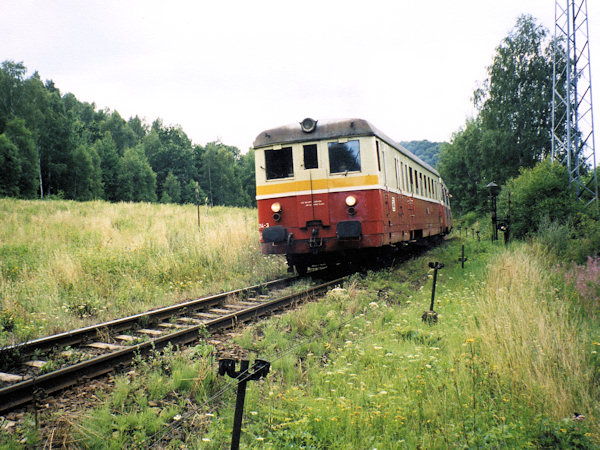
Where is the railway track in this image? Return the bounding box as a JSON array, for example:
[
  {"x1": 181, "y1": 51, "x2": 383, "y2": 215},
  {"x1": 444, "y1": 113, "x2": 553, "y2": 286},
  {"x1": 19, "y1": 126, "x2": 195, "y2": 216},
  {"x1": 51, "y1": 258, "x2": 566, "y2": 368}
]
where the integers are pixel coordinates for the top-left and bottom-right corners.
[{"x1": 0, "y1": 273, "x2": 347, "y2": 414}]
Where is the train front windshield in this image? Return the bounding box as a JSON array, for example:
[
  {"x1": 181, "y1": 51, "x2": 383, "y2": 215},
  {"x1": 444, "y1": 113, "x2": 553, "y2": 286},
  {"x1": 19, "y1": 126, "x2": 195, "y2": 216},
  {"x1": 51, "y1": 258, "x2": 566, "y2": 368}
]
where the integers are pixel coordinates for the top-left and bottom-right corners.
[
  {"x1": 265, "y1": 147, "x2": 294, "y2": 179},
  {"x1": 328, "y1": 140, "x2": 361, "y2": 173}
]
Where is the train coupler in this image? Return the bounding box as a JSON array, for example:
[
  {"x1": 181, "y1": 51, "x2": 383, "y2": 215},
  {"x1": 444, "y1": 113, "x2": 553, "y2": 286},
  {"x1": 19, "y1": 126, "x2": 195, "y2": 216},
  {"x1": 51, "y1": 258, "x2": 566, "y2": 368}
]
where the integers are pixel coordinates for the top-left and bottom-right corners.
[{"x1": 309, "y1": 228, "x2": 323, "y2": 253}]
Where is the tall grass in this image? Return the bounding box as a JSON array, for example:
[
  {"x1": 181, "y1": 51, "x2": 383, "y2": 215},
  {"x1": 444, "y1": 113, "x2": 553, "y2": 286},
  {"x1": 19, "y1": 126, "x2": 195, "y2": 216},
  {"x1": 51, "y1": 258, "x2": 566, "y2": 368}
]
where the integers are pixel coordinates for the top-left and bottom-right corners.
[
  {"x1": 0, "y1": 199, "x2": 286, "y2": 345},
  {"x1": 475, "y1": 244, "x2": 599, "y2": 420},
  {"x1": 3, "y1": 224, "x2": 598, "y2": 447},
  {"x1": 197, "y1": 238, "x2": 599, "y2": 448}
]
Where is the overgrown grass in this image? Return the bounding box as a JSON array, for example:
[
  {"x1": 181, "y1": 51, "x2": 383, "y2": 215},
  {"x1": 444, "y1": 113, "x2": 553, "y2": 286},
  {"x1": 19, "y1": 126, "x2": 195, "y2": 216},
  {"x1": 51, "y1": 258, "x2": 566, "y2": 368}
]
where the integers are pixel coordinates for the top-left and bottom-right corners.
[
  {"x1": 199, "y1": 238, "x2": 598, "y2": 448},
  {"x1": 2, "y1": 223, "x2": 599, "y2": 448},
  {"x1": 0, "y1": 199, "x2": 287, "y2": 345}
]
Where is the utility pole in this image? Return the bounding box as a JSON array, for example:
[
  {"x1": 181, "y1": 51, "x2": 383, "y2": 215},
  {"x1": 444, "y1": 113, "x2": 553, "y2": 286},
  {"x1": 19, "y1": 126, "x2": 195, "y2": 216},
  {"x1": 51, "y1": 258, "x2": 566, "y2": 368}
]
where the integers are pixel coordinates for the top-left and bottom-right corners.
[{"x1": 552, "y1": 0, "x2": 598, "y2": 210}]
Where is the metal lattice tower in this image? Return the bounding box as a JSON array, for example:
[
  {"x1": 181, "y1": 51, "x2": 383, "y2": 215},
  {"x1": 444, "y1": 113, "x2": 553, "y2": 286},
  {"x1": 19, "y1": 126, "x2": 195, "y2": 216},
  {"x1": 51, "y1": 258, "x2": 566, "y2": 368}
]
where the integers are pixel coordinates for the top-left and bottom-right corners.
[{"x1": 552, "y1": 0, "x2": 598, "y2": 208}]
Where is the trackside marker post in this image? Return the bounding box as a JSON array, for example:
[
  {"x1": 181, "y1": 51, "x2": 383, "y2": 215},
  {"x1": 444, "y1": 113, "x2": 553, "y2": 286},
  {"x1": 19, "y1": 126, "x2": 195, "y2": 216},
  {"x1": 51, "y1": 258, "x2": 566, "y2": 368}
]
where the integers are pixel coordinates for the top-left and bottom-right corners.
[
  {"x1": 218, "y1": 359, "x2": 270, "y2": 450},
  {"x1": 458, "y1": 245, "x2": 468, "y2": 269},
  {"x1": 422, "y1": 262, "x2": 444, "y2": 324}
]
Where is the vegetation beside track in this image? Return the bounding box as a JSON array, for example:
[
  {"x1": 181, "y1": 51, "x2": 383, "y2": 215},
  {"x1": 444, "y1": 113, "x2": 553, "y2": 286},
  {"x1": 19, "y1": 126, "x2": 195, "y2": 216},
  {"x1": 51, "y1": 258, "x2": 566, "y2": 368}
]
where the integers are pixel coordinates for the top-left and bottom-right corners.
[
  {"x1": 0, "y1": 199, "x2": 287, "y2": 345},
  {"x1": 6, "y1": 236, "x2": 598, "y2": 448}
]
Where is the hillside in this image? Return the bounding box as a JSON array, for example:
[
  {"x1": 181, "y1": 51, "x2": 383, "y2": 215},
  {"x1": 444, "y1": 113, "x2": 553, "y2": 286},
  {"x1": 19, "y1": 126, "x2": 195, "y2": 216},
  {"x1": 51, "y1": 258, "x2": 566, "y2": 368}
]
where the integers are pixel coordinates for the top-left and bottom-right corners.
[{"x1": 400, "y1": 140, "x2": 443, "y2": 168}]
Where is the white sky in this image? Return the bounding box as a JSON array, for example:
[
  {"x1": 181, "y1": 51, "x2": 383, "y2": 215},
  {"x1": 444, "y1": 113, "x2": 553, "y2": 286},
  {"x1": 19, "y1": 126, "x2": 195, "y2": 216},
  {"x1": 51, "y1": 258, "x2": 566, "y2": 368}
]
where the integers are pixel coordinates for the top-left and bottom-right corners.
[{"x1": 2, "y1": 0, "x2": 599, "y2": 151}]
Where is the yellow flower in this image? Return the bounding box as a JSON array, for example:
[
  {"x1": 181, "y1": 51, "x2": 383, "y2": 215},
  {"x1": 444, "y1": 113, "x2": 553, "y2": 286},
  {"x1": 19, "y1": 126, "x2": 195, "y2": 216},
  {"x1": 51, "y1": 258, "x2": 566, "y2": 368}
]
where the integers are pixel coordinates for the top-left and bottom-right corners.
[{"x1": 465, "y1": 338, "x2": 475, "y2": 343}]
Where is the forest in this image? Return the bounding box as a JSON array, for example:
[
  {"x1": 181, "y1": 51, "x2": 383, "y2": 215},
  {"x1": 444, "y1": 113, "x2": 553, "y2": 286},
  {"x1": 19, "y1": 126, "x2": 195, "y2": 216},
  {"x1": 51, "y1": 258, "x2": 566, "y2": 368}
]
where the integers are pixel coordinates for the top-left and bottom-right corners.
[
  {"x1": 400, "y1": 140, "x2": 442, "y2": 168},
  {"x1": 0, "y1": 62, "x2": 256, "y2": 207}
]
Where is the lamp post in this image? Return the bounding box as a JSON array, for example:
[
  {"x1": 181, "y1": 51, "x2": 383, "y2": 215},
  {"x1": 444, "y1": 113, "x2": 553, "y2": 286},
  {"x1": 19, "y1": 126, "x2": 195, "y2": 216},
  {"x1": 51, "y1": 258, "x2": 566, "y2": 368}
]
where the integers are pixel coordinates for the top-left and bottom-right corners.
[{"x1": 486, "y1": 182, "x2": 499, "y2": 242}]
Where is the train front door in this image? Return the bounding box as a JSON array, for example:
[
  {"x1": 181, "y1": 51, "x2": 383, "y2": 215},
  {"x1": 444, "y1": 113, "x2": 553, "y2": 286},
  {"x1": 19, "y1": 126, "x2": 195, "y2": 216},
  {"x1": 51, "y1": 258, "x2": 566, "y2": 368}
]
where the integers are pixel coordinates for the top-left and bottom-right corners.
[{"x1": 296, "y1": 143, "x2": 330, "y2": 228}]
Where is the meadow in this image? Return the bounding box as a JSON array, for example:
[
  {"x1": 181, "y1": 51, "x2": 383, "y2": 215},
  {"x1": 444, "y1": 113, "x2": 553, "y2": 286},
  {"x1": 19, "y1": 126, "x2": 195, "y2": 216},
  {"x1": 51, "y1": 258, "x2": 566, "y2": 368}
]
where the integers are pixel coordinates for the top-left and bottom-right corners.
[{"x1": 0, "y1": 199, "x2": 287, "y2": 346}]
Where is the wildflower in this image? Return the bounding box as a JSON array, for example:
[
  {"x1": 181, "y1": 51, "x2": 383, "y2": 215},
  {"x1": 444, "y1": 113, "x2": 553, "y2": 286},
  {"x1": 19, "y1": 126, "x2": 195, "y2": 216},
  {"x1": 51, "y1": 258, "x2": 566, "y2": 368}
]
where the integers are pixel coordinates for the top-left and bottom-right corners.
[{"x1": 465, "y1": 338, "x2": 474, "y2": 343}]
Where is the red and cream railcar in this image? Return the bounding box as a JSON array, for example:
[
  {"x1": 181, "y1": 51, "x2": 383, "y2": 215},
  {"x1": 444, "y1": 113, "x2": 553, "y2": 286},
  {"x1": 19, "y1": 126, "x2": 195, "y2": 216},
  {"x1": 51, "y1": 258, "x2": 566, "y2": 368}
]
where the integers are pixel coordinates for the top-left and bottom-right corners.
[{"x1": 253, "y1": 118, "x2": 452, "y2": 274}]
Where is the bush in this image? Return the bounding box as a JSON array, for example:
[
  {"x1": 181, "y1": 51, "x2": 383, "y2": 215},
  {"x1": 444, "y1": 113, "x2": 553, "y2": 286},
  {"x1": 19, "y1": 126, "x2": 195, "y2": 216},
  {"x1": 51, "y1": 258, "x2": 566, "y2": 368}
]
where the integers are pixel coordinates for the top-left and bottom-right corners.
[{"x1": 500, "y1": 159, "x2": 582, "y2": 239}]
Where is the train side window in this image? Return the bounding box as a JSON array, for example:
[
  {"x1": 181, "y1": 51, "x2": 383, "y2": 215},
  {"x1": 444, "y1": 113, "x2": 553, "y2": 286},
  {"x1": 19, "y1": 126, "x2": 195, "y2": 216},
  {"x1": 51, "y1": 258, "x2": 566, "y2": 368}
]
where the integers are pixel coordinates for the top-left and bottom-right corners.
[
  {"x1": 329, "y1": 140, "x2": 361, "y2": 173},
  {"x1": 409, "y1": 167, "x2": 414, "y2": 193},
  {"x1": 376, "y1": 141, "x2": 381, "y2": 172},
  {"x1": 414, "y1": 170, "x2": 419, "y2": 192},
  {"x1": 265, "y1": 147, "x2": 294, "y2": 179},
  {"x1": 419, "y1": 173, "x2": 423, "y2": 196},
  {"x1": 400, "y1": 162, "x2": 405, "y2": 190},
  {"x1": 303, "y1": 144, "x2": 318, "y2": 169},
  {"x1": 394, "y1": 159, "x2": 401, "y2": 189}
]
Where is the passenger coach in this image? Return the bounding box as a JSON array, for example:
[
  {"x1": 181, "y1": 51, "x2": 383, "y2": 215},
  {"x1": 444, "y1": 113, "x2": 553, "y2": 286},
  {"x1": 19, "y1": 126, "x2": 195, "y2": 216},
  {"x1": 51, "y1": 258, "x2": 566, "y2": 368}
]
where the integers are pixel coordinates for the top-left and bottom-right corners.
[{"x1": 254, "y1": 118, "x2": 452, "y2": 274}]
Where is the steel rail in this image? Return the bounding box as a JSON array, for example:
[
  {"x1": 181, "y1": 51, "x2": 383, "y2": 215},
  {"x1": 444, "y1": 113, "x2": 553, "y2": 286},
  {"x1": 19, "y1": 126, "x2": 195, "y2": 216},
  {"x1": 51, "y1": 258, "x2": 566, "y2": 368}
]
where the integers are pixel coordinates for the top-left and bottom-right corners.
[
  {"x1": 0, "y1": 276, "x2": 297, "y2": 359},
  {"x1": 0, "y1": 276, "x2": 346, "y2": 414}
]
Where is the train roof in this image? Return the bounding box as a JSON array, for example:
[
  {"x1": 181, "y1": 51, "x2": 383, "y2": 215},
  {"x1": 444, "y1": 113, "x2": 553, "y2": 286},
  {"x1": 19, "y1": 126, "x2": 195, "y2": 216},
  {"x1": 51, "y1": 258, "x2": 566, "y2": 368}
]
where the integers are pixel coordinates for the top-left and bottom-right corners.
[{"x1": 253, "y1": 118, "x2": 439, "y2": 176}]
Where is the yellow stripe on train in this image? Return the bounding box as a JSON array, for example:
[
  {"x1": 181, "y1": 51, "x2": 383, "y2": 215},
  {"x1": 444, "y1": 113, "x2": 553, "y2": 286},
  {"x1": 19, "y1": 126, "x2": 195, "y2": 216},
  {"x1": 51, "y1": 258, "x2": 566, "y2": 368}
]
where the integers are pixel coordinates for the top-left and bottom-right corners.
[{"x1": 256, "y1": 175, "x2": 380, "y2": 196}]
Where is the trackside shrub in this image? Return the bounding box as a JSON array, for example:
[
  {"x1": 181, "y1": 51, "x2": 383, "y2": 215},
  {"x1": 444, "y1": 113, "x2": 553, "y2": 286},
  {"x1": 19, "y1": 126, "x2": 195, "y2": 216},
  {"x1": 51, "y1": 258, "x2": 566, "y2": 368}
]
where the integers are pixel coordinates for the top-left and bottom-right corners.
[{"x1": 499, "y1": 159, "x2": 581, "y2": 239}]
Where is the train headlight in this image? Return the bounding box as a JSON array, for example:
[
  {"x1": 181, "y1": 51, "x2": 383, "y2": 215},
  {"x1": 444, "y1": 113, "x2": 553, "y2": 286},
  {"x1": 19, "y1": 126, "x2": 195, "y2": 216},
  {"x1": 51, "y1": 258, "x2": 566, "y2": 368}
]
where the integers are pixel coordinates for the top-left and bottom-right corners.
[
  {"x1": 271, "y1": 202, "x2": 282, "y2": 213},
  {"x1": 345, "y1": 195, "x2": 357, "y2": 207}
]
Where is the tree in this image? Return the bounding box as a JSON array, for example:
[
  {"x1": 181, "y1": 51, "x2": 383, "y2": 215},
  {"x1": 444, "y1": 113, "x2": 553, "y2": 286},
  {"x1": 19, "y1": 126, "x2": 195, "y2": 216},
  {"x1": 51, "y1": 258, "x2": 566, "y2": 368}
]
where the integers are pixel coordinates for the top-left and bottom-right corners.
[
  {"x1": 238, "y1": 148, "x2": 256, "y2": 207},
  {"x1": 71, "y1": 144, "x2": 103, "y2": 200},
  {"x1": 475, "y1": 14, "x2": 554, "y2": 171},
  {"x1": 144, "y1": 121, "x2": 195, "y2": 200},
  {"x1": 116, "y1": 145, "x2": 157, "y2": 202},
  {"x1": 4, "y1": 118, "x2": 38, "y2": 198},
  {"x1": 93, "y1": 132, "x2": 120, "y2": 201},
  {"x1": 161, "y1": 171, "x2": 181, "y2": 204},
  {"x1": 0, "y1": 61, "x2": 27, "y2": 131},
  {"x1": 199, "y1": 142, "x2": 248, "y2": 206},
  {"x1": 0, "y1": 134, "x2": 21, "y2": 196},
  {"x1": 439, "y1": 15, "x2": 556, "y2": 214},
  {"x1": 181, "y1": 179, "x2": 205, "y2": 204},
  {"x1": 128, "y1": 115, "x2": 148, "y2": 141},
  {"x1": 100, "y1": 110, "x2": 138, "y2": 153}
]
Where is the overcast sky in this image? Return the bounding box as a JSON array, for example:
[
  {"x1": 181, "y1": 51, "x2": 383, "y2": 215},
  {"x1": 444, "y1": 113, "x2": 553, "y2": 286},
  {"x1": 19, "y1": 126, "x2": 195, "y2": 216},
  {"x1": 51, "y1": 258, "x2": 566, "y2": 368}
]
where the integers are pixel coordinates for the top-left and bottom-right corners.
[{"x1": 2, "y1": 1, "x2": 599, "y2": 151}]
